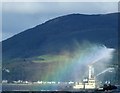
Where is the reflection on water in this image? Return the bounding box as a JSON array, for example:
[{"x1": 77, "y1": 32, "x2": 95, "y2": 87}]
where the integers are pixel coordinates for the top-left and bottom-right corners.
[
  {"x1": 2, "y1": 84, "x2": 71, "y2": 91},
  {"x1": 2, "y1": 84, "x2": 120, "y2": 93}
]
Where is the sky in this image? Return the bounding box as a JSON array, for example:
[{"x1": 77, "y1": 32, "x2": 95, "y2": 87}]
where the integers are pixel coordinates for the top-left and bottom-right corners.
[{"x1": 1, "y1": 1, "x2": 119, "y2": 41}]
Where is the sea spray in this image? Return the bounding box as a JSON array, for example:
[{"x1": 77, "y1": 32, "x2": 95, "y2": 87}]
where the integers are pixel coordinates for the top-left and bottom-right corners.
[
  {"x1": 96, "y1": 67, "x2": 114, "y2": 77},
  {"x1": 41, "y1": 42, "x2": 115, "y2": 82},
  {"x1": 69, "y1": 43, "x2": 115, "y2": 81}
]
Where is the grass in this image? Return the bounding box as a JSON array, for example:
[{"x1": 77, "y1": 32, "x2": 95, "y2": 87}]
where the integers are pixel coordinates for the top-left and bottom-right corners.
[{"x1": 33, "y1": 54, "x2": 70, "y2": 63}]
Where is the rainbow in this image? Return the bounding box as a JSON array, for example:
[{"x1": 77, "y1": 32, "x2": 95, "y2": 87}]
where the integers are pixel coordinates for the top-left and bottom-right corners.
[{"x1": 41, "y1": 44, "x2": 115, "y2": 82}]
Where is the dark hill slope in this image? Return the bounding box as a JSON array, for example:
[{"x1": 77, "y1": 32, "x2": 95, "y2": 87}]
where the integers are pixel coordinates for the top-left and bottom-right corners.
[
  {"x1": 2, "y1": 13, "x2": 118, "y2": 62},
  {"x1": 2, "y1": 13, "x2": 119, "y2": 81}
]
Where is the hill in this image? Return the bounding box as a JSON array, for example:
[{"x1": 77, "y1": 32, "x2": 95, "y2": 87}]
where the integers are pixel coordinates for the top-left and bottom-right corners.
[{"x1": 2, "y1": 13, "x2": 119, "y2": 81}]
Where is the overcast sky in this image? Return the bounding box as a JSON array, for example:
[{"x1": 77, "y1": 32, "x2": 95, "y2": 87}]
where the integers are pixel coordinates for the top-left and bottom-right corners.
[{"x1": 2, "y1": 2, "x2": 119, "y2": 40}]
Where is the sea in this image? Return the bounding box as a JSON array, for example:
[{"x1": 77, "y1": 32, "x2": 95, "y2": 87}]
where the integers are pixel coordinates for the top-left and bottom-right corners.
[
  {"x1": 2, "y1": 83, "x2": 69, "y2": 91},
  {"x1": 1, "y1": 84, "x2": 120, "y2": 93}
]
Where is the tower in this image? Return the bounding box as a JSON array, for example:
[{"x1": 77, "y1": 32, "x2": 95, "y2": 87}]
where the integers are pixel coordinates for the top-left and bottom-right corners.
[{"x1": 88, "y1": 65, "x2": 94, "y2": 79}]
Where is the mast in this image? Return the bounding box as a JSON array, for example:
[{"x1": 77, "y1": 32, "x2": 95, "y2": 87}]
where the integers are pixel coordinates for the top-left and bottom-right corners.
[{"x1": 88, "y1": 65, "x2": 94, "y2": 79}]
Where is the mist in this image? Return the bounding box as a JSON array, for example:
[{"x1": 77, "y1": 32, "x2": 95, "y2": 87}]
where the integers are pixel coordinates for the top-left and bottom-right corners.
[{"x1": 41, "y1": 41, "x2": 116, "y2": 83}]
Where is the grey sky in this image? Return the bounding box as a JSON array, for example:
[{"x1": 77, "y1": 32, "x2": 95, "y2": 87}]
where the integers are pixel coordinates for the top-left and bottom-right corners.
[{"x1": 2, "y1": 2, "x2": 118, "y2": 40}]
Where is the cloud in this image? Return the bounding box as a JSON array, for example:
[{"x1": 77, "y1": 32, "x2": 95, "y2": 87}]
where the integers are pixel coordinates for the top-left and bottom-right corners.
[
  {"x1": 0, "y1": 2, "x2": 2, "y2": 41},
  {"x1": 2, "y1": 0, "x2": 120, "y2": 2},
  {"x1": 2, "y1": 2, "x2": 118, "y2": 14},
  {"x1": 3, "y1": 3, "x2": 42, "y2": 14},
  {"x1": 2, "y1": 2, "x2": 119, "y2": 40},
  {"x1": 2, "y1": 32, "x2": 13, "y2": 41}
]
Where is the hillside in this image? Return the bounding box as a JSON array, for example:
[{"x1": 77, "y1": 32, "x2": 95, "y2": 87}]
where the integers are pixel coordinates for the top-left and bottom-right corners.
[{"x1": 2, "y1": 13, "x2": 119, "y2": 82}]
